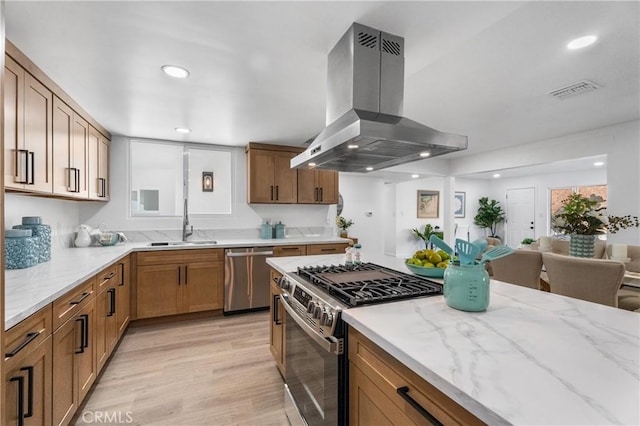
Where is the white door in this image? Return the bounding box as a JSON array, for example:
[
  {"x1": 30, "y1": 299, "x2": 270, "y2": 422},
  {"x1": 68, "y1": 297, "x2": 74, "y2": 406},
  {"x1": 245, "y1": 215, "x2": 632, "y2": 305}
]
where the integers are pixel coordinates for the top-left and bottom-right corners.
[{"x1": 506, "y1": 187, "x2": 535, "y2": 248}]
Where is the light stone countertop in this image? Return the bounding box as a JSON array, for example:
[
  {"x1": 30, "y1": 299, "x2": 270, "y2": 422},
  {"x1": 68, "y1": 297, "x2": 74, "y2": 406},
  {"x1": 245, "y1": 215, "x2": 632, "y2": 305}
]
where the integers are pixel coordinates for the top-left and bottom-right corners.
[
  {"x1": 5, "y1": 236, "x2": 351, "y2": 330},
  {"x1": 267, "y1": 253, "x2": 640, "y2": 426}
]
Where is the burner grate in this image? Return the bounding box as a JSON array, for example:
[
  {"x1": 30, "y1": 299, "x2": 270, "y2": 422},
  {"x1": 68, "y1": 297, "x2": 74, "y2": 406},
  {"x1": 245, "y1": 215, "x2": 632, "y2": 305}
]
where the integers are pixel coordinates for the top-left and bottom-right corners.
[{"x1": 295, "y1": 263, "x2": 442, "y2": 307}]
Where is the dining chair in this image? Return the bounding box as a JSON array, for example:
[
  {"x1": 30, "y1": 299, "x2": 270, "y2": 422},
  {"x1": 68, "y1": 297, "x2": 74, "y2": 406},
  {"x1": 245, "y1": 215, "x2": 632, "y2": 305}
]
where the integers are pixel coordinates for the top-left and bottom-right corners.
[
  {"x1": 542, "y1": 252, "x2": 625, "y2": 307},
  {"x1": 606, "y1": 244, "x2": 640, "y2": 273},
  {"x1": 490, "y1": 250, "x2": 543, "y2": 289}
]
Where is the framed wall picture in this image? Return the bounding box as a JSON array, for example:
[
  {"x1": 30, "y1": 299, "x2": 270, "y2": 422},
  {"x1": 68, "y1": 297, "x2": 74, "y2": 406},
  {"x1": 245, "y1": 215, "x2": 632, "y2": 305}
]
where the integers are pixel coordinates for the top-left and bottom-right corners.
[
  {"x1": 454, "y1": 192, "x2": 466, "y2": 218},
  {"x1": 417, "y1": 190, "x2": 439, "y2": 218}
]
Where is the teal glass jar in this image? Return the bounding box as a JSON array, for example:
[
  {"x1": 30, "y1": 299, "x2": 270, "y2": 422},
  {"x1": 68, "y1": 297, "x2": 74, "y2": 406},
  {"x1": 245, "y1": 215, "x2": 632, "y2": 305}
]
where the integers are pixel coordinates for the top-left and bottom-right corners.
[{"x1": 443, "y1": 263, "x2": 490, "y2": 312}]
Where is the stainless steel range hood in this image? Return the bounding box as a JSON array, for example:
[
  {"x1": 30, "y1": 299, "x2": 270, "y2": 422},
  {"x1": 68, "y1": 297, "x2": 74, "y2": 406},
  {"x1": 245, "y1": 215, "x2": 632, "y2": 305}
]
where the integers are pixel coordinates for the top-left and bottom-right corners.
[{"x1": 291, "y1": 23, "x2": 467, "y2": 173}]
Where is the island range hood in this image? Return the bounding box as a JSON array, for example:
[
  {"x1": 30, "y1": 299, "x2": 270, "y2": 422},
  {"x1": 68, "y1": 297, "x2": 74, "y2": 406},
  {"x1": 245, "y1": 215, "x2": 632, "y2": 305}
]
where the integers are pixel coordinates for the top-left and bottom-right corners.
[{"x1": 291, "y1": 23, "x2": 468, "y2": 173}]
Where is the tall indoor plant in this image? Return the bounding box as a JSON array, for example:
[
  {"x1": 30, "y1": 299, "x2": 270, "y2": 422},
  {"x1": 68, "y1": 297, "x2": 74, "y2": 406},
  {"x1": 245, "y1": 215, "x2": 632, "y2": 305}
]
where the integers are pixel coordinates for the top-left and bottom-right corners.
[
  {"x1": 552, "y1": 193, "x2": 639, "y2": 257},
  {"x1": 473, "y1": 197, "x2": 505, "y2": 239}
]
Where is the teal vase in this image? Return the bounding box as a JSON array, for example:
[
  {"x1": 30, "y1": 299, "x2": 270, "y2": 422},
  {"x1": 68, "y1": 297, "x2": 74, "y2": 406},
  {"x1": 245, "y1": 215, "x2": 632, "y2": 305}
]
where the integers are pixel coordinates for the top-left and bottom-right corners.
[
  {"x1": 569, "y1": 234, "x2": 596, "y2": 258},
  {"x1": 443, "y1": 263, "x2": 490, "y2": 312}
]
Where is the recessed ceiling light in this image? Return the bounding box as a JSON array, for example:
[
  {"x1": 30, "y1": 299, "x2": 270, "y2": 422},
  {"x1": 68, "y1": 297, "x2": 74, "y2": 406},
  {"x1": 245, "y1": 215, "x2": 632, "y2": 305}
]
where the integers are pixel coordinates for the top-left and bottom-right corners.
[
  {"x1": 493, "y1": 173, "x2": 501, "y2": 178},
  {"x1": 175, "y1": 127, "x2": 191, "y2": 134},
  {"x1": 309, "y1": 162, "x2": 317, "y2": 167},
  {"x1": 411, "y1": 174, "x2": 419, "y2": 178},
  {"x1": 366, "y1": 167, "x2": 374, "y2": 171},
  {"x1": 593, "y1": 161, "x2": 605, "y2": 166},
  {"x1": 162, "y1": 65, "x2": 190, "y2": 78},
  {"x1": 419, "y1": 152, "x2": 430, "y2": 158},
  {"x1": 567, "y1": 35, "x2": 597, "y2": 50},
  {"x1": 347, "y1": 144, "x2": 359, "y2": 149}
]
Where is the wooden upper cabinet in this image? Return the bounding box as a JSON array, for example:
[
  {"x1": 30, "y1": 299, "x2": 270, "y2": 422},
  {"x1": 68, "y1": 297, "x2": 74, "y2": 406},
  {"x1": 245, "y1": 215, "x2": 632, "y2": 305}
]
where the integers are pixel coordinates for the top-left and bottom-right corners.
[
  {"x1": 88, "y1": 125, "x2": 109, "y2": 201},
  {"x1": 298, "y1": 169, "x2": 339, "y2": 204},
  {"x1": 3, "y1": 55, "x2": 53, "y2": 193},
  {"x1": 53, "y1": 96, "x2": 89, "y2": 198},
  {"x1": 246, "y1": 143, "x2": 302, "y2": 204}
]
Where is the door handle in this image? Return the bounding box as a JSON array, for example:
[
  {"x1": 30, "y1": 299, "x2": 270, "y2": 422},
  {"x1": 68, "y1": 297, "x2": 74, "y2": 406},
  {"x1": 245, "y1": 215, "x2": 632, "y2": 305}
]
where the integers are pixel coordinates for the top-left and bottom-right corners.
[
  {"x1": 396, "y1": 386, "x2": 443, "y2": 426},
  {"x1": 75, "y1": 317, "x2": 85, "y2": 354},
  {"x1": 107, "y1": 288, "x2": 116, "y2": 316},
  {"x1": 10, "y1": 375, "x2": 25, "y2": 426},
  {"x1": 19, "y1": 366, "x2": 34, "y2": 418},
  {"x1": 273, "y1": 294, "x2": 282, "y2": 325}
]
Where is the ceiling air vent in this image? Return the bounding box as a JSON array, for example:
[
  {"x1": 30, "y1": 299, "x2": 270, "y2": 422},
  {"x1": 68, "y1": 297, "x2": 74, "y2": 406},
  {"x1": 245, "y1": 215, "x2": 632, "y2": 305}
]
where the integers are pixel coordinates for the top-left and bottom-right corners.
[{"x1": 548, "y1": 80, "x2": 601, "y2": 100}]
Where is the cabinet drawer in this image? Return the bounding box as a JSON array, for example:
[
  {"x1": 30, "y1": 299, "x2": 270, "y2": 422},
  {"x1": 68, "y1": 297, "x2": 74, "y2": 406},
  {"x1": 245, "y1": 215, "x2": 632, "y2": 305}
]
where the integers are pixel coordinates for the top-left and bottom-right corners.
[
  {"x1": 348, "y1": 328, "x2": 482, "y2": 426},
  {"x1": 306, "y1": 243, "x2": 349, "y2": 256},
  {"x1": 4, "y1": 304, "x2": 52, "y2": 365},
  {"x1": 96, "y1": 263, "x2": 118, "y2": 291},
  {"x1": 52, "y1": 277, "x2": 96, "y2": 330},
  {"x1": 273, "y1": 245, "x2": 307, "y2": 257},
  {"x1": 136, "y1": 248, "x2": 223, "y2": 266}
]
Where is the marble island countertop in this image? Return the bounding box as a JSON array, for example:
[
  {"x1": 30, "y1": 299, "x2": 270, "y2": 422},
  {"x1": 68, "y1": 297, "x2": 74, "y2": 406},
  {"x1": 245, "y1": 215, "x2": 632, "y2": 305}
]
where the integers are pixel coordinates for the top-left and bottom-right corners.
[
  {"x1": 267, "y1": 253, "x2": 640, "y2": 426},
  {"x1": 5, "y1": 235, "x2": 351, "y2": 330}
]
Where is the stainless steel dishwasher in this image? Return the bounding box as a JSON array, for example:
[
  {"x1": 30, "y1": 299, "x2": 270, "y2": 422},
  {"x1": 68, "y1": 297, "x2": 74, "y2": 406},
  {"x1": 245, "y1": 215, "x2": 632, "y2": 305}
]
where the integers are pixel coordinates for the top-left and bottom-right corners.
[{"x1": 224, "y1": 247, "x2": 275, "y2": 313}]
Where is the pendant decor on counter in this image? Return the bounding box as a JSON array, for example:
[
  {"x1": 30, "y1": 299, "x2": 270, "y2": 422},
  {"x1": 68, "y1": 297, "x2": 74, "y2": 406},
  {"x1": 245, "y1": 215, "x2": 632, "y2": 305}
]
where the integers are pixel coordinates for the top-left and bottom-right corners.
[{"x1": 569, "y1": 234, "x2": 596, "y2": 258}]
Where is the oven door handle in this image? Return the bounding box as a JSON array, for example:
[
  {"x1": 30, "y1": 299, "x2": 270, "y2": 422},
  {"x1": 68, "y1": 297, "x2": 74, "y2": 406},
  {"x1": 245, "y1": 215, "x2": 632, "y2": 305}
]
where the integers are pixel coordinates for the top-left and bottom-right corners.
[{"x1": 281, "y1": 294, "x2": 343, "y2": 355}]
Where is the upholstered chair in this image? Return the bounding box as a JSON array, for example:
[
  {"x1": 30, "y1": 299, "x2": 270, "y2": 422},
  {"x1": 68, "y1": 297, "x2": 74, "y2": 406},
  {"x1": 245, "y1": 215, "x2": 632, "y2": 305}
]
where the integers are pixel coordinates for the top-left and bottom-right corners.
[
  {"x1": 542, "y1": 252, "x2": 625, "y2": 307},
  {"x1": 490, "y1": 250, "x2": 543, "y2": 289},
  {"x1": 606, "y1": 244, "x2": 640, "y2": 273}
]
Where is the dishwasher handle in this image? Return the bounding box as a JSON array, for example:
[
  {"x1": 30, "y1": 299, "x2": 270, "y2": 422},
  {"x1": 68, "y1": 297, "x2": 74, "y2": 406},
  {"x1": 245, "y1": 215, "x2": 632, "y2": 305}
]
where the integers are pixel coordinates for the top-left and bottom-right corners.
[{"x1": 225, "y1": 250, "x2": 274, "y2": 257}]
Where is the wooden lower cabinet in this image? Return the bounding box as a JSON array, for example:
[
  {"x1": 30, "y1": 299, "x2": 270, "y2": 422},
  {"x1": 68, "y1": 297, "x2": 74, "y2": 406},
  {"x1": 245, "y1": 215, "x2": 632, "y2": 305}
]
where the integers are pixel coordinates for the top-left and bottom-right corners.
[
  {"x1": 306, "y1": 243, "x2": 350, "y2": 255},
  {"x1": 135, "y1": 250, "x2": 224, "y2": 319},
  {"x1": 52, "y1": 297, "x2": 97, "y2": 426},
  {"x1": 349, "y1": 328, "x2": 483, "y2": 426},
  {"x1": 95, "y1": 286, "x2": 118, "y2": 374},
  {"x1": 4, "y1": 336, "x2": 53, "y2": 426},
  {"x1": 116, "y1": 256, "x2": 131, "y2": 338},
  {"x1": 269, "y1": 269, "x2": 285, "y2": 377},
  {"x1": 273, "y1": 245, "x2": 306, "y2": 257}
]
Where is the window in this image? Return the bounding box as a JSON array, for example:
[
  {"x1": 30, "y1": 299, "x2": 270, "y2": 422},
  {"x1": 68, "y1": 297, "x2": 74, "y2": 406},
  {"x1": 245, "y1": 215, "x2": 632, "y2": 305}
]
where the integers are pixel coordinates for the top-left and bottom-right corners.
[
  {"x1": 550, "y1": 185, "x2": 607, "y2": 235},
  {"x1": 129, "y1": 140, "x2": 233, "y2": 217}
]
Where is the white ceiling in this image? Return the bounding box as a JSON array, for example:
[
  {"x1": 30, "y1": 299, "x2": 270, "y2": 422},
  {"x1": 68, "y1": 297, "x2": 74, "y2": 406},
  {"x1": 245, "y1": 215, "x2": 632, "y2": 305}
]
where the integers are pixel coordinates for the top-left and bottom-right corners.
[{"x1": 5, "y1": 1, "x2": 639, "y2": 165}]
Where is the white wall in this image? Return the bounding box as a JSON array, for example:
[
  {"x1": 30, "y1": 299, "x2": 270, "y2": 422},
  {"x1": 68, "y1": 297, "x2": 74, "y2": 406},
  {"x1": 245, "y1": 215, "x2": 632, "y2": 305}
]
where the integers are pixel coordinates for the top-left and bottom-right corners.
[
  {"x1": 4, "y1": 193, "x2": 80, "y2": 248},
  {"x1": 452, "y1": 178, "x2": 492, "y2": 242},
  {"x1": 79, "y1": 136, "x2": 334, "y2": 232}
]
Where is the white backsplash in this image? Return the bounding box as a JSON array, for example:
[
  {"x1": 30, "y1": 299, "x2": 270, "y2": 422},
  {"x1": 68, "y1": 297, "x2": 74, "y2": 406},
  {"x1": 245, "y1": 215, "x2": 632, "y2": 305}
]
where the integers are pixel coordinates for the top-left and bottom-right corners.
[{"x1": 122, "y1": 226, "x2": 335, "y2": 242}]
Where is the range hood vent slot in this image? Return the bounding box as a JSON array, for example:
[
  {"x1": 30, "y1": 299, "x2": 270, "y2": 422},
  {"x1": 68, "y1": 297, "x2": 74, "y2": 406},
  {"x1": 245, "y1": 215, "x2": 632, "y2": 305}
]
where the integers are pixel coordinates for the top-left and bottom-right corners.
[
  {"x1": 357, "y1": 31, "x2": 378, "y2": 49},
  {"x1": 382, "y1": 39, "x2": 401, "y2": 56},
  {"x1": 548, "y1": 80, "x2": 601, "y2": 100}
]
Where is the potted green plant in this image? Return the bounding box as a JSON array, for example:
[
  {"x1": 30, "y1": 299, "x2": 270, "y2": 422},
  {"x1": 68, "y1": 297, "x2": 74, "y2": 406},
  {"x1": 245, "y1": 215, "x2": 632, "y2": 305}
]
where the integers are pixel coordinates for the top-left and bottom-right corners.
[
  {"x1": 473, "y1": 197, "x2": 505, "y2": 239},
  {"x1": 336, "y1": 216, "x2": 354, "y2": 238},
  {"x1": 411, "y1": 224, "x2": 443, "y2": 249},
  {"x1": 520, "y1": 237, "x2": 536, "y2": 249},
  {"x1": 552, "y1": 193, "x2": 639, "y2": 257}
]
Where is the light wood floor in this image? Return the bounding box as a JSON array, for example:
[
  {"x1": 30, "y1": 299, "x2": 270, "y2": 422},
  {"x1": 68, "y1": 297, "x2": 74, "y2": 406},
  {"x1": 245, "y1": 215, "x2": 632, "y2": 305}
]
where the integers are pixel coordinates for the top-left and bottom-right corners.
[{"x1": 73, "y1": 311, "x2": 289, "y2": 425}]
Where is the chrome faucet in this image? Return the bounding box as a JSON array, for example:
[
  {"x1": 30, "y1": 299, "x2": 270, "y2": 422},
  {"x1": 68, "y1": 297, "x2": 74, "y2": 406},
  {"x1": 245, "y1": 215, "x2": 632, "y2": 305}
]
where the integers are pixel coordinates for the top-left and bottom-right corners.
[{"x1": 183, "y1": 198, "x2": 193, "y2": 241}]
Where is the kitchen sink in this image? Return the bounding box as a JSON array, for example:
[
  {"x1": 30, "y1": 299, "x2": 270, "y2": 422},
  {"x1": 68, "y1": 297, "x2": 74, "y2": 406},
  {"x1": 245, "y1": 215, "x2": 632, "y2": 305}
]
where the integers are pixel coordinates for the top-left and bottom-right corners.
[{"x1": 147, "y1": 240, "x2": 217, "y2": 247}]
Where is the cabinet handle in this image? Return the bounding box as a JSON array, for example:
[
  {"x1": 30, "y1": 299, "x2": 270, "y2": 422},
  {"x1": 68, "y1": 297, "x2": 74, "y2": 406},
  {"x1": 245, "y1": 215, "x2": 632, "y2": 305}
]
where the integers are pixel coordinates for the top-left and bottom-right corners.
[
  {"x1": 70, "y1": 291, "x2": 90, "y2": 306},
  {"x1": 320, "y1": 248, "x2": 335, "y2": 252},
  {"x1": 275, "y1": 185, "x2": 279, "y2": 200},
  {"x1": 19, "y1": 366, "x2": 34, "y2": 418},
  {"x1": 98, "y1": 177, "x2": 106, "y2": 198},
  {"x1": 314, "y1": 187, "x2": 319, "y2": 202},
  {"x1": 119, "y1": 263, "x2": 125, "y2": 286},
  {"x1": 281, "y1": 247, "x2": 298, "y2": 251},
  {"x1": 5, "y1": 332, "x2": 40, "y2": 358},
  {"x1": 76, "y1": 169, "x2": 81, "y2": 193},
  {"x1": 75, "y1": 317, "x2": 85, "y2": 354},
  {"x1": 273, "y1": 294, "x2": 282, "y2": 325},
  {"x1": 27, "y1": 151, "x2": 35, "y2": 185},
  {"x1": 396, "y1": 386, "x2": 443, "y2": 426},
  {"x1": 107, "y1": 288, "x2": 116, "y2": 316},
  {"x1": 103, "y1": 271, "x2": 116, "y2": 281},
  {"x1": 177, "y1": 266, "x2": 181, "y2": 286},
  {"x1": 10, "y1": 375, "x2": 25, "y2": 426},
  {"x1": 68, "y1": 167, "x2": 80, "y2": 192},
  {"x1": 17, "y1": 149, "x2": 29, "y2": 184},
  {"x1": 81, "y1": 314, "x2": 89, "y2": 349},
  {"x1": 184, "y1": 265, "x2": 188, "y2": 286},
  {"x1": 319, "y1": 187, "x2": 323, "y2": 202},
  {"x1": 270, "y1": 186, "x2": 274, "y2": 201}
]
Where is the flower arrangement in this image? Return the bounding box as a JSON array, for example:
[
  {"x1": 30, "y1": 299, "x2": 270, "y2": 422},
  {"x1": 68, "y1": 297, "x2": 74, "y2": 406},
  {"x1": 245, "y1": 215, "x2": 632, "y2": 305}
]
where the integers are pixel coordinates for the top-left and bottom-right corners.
[
  {"x1": 552, "y1": 193, "x2": 639, "y2": 235},
  {"x1": 336, "y1": 216, "x2": 354, "y2": 235}
]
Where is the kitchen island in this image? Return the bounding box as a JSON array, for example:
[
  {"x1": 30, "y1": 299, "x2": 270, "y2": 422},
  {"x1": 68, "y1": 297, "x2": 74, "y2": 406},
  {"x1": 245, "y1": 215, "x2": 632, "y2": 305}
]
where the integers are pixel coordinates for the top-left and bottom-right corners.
[{"x1": 267, "y1": 253, "x2": 640, "y2": 425}]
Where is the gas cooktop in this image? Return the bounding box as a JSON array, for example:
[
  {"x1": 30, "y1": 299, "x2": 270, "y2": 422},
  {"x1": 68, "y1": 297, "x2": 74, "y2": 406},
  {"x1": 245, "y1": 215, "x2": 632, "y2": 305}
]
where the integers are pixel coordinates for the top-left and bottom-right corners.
[{"x1": 294, "y1": 262, "x2": 442, "y2": 308}]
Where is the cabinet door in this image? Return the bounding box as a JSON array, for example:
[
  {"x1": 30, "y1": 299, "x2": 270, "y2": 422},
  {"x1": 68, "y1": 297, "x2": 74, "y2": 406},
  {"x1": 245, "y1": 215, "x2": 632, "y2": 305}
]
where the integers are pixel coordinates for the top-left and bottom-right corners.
[
  {"x1": 273, "y1": 151, "x2": 297, "y2": 203},
  {"x1": 98, "y1": 135, "x2": 110, "y2": 200},
  {"x1": 247, "y1": 149, "x2": 276, "y2": 203},
  {"x1": 136, "y1": 264, "x2": 182, "y2": 319},
  {"x1": 273, "y1": 245, "x2": 307, "y2": 257},
  {"x1": 4, "y1": 337, "x2": 52, "y2": 426},
  {"x1": 317, "y1": 170, "x2": 338, "y2": 204},
  {"x1": 24, "y1": 72, "x2": 53, "y2": 193},
  {"x1": 95, "y1": 289, "x2": 109, "y2": 375},
  {"x1": 52, "y1": 96, "x2": 73, "y2": 196},
  {"x1": 182, "y1": 261, "x2": 224, "y2": 312},
  {"x1": 116, "y1": 257, "x2": 131, "y2": 339},
  {"x1": 296, "y1": 168, "x2": 317, "y2": 204},
  {"x1": 72, "y1": 114, "x2": 89, "y2": 198},
  {"x1": 4, "y1": 55, "x2": 25, "y2": 191},
  {"x1": 87, "y1": 125, "x2": 100, "y2": 199},
  {"x1": 52, "y1": 317, "x2": 80, "y2": 426},
  {"x1": 306, "y1": 243, "x2": 350, "y2": 255},
  {"x1": 77, "y1": 299, "x2": 97, "y2": 403}
]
